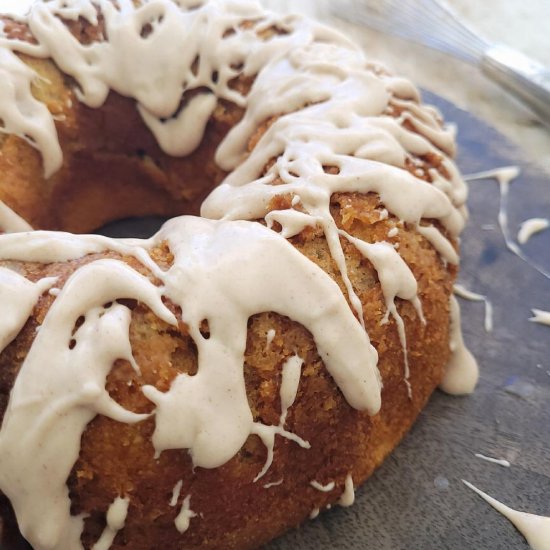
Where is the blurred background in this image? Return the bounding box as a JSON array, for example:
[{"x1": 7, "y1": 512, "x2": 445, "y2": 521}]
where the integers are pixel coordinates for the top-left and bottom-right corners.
[{"x1": 261, "y1": 0, "x2": 550, "y2": 173}]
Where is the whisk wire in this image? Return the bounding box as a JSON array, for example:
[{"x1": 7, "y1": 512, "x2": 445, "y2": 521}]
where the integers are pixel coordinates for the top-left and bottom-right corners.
[
  {"x1": 333, "y1": 0, "x2": 550, "y2": 127},
  {"x1": 342, "y1": 0, "x2": 489, "y2": 64}
]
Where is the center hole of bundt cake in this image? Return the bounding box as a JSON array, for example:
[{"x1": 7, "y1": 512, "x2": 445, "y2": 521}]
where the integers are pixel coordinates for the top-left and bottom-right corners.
[{"x1": 95, "y1": 216, "x2": 170, "y2": 239}]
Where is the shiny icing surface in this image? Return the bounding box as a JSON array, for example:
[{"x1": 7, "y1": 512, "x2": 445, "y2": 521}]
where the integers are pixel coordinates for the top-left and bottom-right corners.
[{"x1": 0, "y1": 1, "x2": 477, "y2": 549}]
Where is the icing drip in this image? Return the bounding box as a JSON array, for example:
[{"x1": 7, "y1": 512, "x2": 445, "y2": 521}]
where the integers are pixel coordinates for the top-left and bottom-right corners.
[
  {"x1": 530, "y1": 309, "x2": 550, "y2": 327},
  {"x1": 204, "y1": 112, "x2": 465, "y2": 328},
  {"x1": 0, "y1": 230, "x2": 163, "y2": 275},
  {"x1": 463, "y1": 481, "x2": 550, "y2": 550},
  {"x1": 416, "y1": 223, "x2": 459, "y2": 266},
  {"x1": 266, "y1": 209, "x2": 321, "y2": 239},
  {"x1": 0, "y1": 202, "x2": 33, "y2": 233},
  {"x1": 339, "y1": 231, "x2": 425, "y2": 396},
  {"x1": 169, "y1": 480, "x2": 198, "y2": 533},
  {"x1": 310, "y1": 480, "x2": 335, "y2": 493},
  {"x1": 474, "y1": 453, "x2": 511, "y2": 467},
  {"x1": 263, "y1": 478, "x2": 283, "y2": 489},
  {"x1": 338, "y1": 474, "x2": 355, "y2": 507},
  {"x1": 0, "y1": 47, "x2": 62, "y2": 177},
  {"x1": 279, "y1": 355, "x2": 303, "y2": 426},
  {"x1": 252, "y1": 354, "x2": 308, "y2": 482},
  {"x1": 91, "y1": 496, "x2": 130, "y2": 550},
  {"x1": 0, "y1": 0, "x2": 468, "y2": 312},
  {"x1": 387, "y1": 226, "x2": 399, "y2": 238},
  {"x1": 454, "y1": 284, "x2": 493, "y2": 333},
  {"x1": 170, "y1": 480, "x2": 183, "y2": 507},
  {"x1": 440, "y1": 296, "x2": 479, "y2": 395},
  {"x1": 309, "y1": 508, "x2": 320, "y2": 519},
  {"x1": 175, "y1": 495, "x2": 197, "y2": 534},
  {"x1": 466, "y1": 167, "x2": 550, "y2": 280},
  {"x1": 518, "y1": 218, "x2": 549, "y2": 245}
]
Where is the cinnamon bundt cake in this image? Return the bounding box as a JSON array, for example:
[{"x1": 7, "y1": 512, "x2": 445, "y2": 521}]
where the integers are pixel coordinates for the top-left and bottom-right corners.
[{"x1": 0, "y1": 1, "x2": 477, "y2": 549}]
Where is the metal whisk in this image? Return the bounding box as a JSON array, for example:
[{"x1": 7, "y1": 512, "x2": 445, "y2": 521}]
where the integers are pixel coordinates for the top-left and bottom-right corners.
[{"x1": 332, "y1": 0, "x2": 550, "y2": 128}]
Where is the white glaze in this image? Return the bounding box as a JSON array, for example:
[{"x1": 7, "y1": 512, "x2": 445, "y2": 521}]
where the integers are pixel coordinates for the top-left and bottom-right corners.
[
  {"x1": 463, "y1": 481, "x2": 550, "y2": 550},
  {"x1": 454, "y1": 283, "x2": 493, "y2": 333},
  {"x1": 265, "y1": 328, "x2": 276, "y2": 349},
  {"x1": 474, "y1": 453, "x2": 511, "y2": 467},
  {"x1": 339, "y1": 230, "x2": 425, "y2": 397},
  {"x1": 252, "y1": 354, "x2": 309, "y2": 482},
  {"x1": 91, "y1": 497, "x2": 130, "y2": 550},
  {"x1": 0, "y1": 202, "x2": 34, "y2": 233},
  {"x1": 0, "y1": 230, "x2": 163, "y2": 276},
  {"x1": 279, "y1": 355, "x2": 303, "y2": 426},
  {"x1": 338, "y1": 474, "x2": 355, "y2": 507},
  {"x1": 416, "y1": 223, "x2": 459, "y2": 266},
  {"x1": 518, "y1": 218, "x2": 549, "y2": 245},
  {"x1": 0, "y1": 47, "x2": 62, "y2": 177},
  {"x1": 266, "y1": 209, "x2": 321, "y2": 239},
  {"x1": 170, "y1": 480, "x2": 183, "y2": 507},
  {"x1": 310, "y1": 480, "x2": 335, "y2": 492},
  {"x1": 175, "y1": 495, "x2": 197, "y2": 534},
  {"x1": 0, "y1": 0, "x2": 477, "y2": 546},
  {"x1": 309, "y1": 508, "x2": 320, "y2": 519},
  {"x1": 0, "y1": 260, "x2": 171, "y2": 550},
  {"x1": 387, "y1": 227, "x2": 399, "y2": 238},
  {"x1": 440, "y1": 296, "x2": 479, "y2": 395},
  {"x1": 529, "y1": 309, "x2": 550, "y2": 327},
  {"x1": 263, "y1": 478, "x2": 283, "y2": 489},
  {"x1": 0, "y1": 268, "x2": 55, "y2": 352},
  {"x1": 6, "y1": 0, "x2": 470, "y2": 359}
]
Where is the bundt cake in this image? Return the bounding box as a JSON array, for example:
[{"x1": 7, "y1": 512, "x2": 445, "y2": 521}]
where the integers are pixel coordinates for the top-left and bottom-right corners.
[{"x1": 0, "y1": 1, "x2": 478, "y2": 549}]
